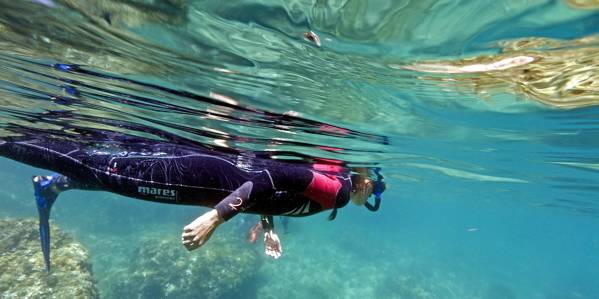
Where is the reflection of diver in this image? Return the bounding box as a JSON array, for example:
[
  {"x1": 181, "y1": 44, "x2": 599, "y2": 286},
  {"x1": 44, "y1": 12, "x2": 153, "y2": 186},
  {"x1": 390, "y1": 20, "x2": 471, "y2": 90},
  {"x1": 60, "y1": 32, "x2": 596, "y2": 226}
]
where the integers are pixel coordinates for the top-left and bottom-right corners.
[{"x1": 0, "y1": 135, "x2": 385, "y2": 270}]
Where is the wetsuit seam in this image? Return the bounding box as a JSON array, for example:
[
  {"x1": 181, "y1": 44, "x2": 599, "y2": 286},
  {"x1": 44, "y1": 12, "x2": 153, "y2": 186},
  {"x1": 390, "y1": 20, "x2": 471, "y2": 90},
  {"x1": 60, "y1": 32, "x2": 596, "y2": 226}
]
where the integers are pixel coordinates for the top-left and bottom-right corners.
[
  {"x1": 108, "y1": 154, "x2": 267, "y2": 174},
  {"x1": 263, "y1": 169, "x2": 276, "y2": 190},
  {"x1": 283, "y1": 201, "x2": 310, "y2": 215}
]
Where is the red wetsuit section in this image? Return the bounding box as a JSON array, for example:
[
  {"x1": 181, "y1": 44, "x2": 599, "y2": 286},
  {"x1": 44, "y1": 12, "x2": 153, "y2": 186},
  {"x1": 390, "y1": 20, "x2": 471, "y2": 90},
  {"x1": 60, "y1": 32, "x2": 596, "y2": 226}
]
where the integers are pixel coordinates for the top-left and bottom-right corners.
[
  {"x1": 313, "y1": 157, "x2": 345, "y2": 173},
  {"x1": 301, "y1": 171, "x2": 342, "y2": 210},
  {"x1": 313, "y1": 162, "x2": 344, "y2": 173}
]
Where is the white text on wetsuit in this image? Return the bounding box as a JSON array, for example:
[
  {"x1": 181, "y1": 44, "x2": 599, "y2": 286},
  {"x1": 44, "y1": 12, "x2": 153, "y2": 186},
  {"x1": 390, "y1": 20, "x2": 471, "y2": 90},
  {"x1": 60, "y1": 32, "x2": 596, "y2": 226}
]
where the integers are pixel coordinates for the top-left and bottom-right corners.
[{"x1": 138, "y1": 186, "x2": 177, "y2": 200}]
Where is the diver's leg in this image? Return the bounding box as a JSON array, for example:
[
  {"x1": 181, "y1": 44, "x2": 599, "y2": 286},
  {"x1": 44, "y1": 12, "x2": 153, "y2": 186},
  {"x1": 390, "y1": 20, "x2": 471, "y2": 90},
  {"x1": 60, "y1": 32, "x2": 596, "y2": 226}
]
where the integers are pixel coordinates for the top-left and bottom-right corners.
[{"x1": 31, "y1": 174, "x2": 90, "y2": 271}]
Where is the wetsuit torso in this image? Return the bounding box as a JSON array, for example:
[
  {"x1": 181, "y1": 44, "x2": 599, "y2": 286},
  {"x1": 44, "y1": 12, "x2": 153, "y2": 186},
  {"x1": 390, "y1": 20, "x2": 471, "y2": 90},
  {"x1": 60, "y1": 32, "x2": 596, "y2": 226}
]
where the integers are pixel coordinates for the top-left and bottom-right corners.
[{"x1": 0, "y1": 137, "x2": 352, "y2": 219}]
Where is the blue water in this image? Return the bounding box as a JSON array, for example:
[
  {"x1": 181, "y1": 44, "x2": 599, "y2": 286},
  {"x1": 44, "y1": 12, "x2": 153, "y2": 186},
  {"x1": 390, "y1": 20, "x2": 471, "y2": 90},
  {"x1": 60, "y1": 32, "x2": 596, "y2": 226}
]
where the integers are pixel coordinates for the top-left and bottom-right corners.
[{"x1": 1, "y1": 0, "x2": 599, "y2": 298}]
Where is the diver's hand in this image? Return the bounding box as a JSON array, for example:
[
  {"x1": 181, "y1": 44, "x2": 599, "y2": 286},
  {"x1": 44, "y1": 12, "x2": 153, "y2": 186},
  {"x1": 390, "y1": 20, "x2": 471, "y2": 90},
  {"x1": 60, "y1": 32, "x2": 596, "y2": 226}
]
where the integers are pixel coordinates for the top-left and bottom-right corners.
[
  {"x1": 182, "y1": 209, "x2": 224, "y2": 251},
  {"x1": 264, "y1": 230, "x2": 282, "y2": 259},
  {"x1": 248, "y1": 222, "x2": 262, "y2": 243}
]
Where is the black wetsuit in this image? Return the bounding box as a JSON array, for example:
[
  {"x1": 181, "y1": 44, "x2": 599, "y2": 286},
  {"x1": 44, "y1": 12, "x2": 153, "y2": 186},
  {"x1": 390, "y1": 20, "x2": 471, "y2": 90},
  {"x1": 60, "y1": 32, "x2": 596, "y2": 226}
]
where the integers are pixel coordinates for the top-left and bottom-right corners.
[{"x1": 0, "y1": 137, "x2": 352, "y2": 220}]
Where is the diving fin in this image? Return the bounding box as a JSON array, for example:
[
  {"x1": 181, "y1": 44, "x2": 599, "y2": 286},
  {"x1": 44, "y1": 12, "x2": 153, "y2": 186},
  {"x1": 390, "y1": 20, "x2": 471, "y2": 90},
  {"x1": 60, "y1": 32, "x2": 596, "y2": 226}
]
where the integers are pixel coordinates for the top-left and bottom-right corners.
[{"x1": 32, "y1": 175, "x2": 59, "y2": 272}]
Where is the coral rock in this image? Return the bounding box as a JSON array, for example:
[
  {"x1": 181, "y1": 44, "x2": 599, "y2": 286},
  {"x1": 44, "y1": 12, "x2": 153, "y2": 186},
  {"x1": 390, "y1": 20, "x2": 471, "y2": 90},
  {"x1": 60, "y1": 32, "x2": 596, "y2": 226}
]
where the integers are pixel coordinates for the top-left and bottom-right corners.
[
  {"x1": 106, "y1": 234, "x2": 260, "y2": 299},
  {"x1": 0, "y1": 218, "x2": 98, "y2": 299}
]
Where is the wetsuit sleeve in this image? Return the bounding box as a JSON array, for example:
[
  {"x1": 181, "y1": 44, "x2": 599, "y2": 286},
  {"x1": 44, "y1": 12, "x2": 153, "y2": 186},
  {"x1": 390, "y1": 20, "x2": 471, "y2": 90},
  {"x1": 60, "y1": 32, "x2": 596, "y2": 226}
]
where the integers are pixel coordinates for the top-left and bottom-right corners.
[
  {"x1": 214, "y1": 181, "x2": 255, "y2": 221},
  {"x1": 261, "y1": 215, "x2": 274, "y2": 231},
  {"x1": 214, "y1": 168, "x2": 316, "y2": 221}
]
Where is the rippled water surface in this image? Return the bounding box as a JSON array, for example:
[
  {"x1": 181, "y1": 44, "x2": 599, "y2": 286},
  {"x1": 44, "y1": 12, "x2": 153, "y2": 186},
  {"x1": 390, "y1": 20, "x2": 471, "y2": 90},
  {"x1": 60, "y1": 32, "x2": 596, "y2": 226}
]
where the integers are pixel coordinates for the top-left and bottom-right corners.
[{"x1": 1, "y1": 0, "x2": 599, "y2": 298}]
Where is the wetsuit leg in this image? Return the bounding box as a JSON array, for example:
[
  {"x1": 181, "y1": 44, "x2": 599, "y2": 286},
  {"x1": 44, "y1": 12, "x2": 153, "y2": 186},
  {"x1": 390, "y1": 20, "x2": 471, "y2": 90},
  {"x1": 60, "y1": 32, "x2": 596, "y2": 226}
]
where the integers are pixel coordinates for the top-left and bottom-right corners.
[
  {"x1": 52, "y1": 174, "x2": 99, "y2": 191},
  {"x1": 0, "y1": 139, "x2": 102, "y2": 189},
  {"x1": 1, "y1": 139, "x2": 107, "y2": 271}
]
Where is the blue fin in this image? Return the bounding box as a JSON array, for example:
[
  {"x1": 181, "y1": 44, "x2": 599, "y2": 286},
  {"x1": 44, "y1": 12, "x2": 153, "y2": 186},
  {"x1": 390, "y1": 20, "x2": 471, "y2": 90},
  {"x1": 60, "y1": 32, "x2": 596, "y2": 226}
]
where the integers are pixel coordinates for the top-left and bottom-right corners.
[{"x1": 32, "y1": 175, "x2": 59, "y2": 272}]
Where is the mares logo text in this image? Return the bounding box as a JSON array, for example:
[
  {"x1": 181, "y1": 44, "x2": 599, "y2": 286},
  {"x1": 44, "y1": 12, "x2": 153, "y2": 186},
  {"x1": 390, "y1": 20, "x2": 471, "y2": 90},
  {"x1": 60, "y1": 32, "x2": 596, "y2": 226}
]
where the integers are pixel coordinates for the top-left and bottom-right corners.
[{"x1": 138, "y1": 186, "x2": 177, "y2": 200}]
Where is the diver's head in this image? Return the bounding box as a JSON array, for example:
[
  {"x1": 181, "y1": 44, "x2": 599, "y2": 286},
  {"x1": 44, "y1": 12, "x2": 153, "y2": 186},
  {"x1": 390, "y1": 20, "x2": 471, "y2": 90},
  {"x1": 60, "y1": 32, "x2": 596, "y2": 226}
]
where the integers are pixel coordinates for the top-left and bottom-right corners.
[
  {"x1": 350, "y1": 168, "x2": 386, "y2": 209},
  {"x1": 350, "y1": 175, "x2": 374, "y2": 206}
]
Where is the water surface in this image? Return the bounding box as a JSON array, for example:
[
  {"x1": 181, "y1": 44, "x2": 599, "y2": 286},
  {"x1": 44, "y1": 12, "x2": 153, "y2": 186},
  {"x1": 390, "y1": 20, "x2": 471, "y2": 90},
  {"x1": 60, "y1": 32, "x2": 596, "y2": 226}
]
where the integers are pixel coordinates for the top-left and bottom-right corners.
[{"x1": 1, "y1": 0, "x2": 598, "y2": 298}]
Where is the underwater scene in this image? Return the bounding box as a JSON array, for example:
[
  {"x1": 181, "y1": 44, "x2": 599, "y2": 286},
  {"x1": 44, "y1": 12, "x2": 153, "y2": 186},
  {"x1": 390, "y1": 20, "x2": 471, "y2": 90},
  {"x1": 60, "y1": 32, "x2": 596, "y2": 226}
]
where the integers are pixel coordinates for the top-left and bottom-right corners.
[{"x1": 1, "y1": 0, "x2": 599, "y2": 298}]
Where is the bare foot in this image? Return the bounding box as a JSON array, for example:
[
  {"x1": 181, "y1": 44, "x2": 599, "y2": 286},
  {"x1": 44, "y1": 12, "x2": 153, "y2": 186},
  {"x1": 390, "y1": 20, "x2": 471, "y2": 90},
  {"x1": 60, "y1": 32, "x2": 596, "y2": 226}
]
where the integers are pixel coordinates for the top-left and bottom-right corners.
[
  {"x1": 264, "y1": 230, "x2": 282, "y2": 259},
  {"x1": 181, "y1": 209, "x2": 223, "y2": 251}
]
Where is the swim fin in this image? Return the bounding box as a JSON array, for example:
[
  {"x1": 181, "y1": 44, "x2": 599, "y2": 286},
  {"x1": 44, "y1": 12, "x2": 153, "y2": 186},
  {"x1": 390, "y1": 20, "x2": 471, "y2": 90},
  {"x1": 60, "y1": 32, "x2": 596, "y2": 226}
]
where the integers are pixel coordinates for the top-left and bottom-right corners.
[{"x1": 32, "y1": 175, "x2": 59, "y2": 272}]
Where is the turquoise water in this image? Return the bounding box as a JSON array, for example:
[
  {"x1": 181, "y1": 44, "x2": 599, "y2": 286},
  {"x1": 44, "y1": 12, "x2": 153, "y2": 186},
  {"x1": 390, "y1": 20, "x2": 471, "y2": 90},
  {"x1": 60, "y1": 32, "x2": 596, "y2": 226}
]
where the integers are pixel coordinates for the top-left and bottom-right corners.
[{"x1": 1, "y1": 0, "x2": 599, "y2": 298}]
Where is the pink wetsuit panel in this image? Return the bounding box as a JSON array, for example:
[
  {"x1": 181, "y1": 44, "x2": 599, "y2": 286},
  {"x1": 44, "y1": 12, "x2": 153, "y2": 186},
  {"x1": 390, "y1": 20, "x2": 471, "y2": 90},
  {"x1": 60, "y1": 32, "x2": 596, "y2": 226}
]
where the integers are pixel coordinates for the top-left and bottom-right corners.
[
  {"x1": 313, "y1": 163, "x2": 344, "y2": 173},
  {"x1": 301, "y1": 172, "x2": 342, "y2": 209}
]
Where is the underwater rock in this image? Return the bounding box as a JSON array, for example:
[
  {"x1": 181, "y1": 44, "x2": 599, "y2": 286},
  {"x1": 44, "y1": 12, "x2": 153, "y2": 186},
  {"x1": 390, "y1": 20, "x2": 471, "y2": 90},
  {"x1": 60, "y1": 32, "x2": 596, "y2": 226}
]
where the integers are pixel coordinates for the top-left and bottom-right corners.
[
  {"x1": 106, "y1": 233, "x2": 261, "y2": 299},
  {"x1": 396, "y1": 35, "x2": 599, "y2": 109},
  {"x1": 0, "y1": 218, "x2": 98, "y2": 299},
  {"x1": 0, "y1": 0, "x2": 190, "y2": 77},
  {"x1": 566, "y1": 0, "x2": 599, "y2": 9},
  {"x1": 59, "y1": 0, "x2": 189, "y2": 27}
]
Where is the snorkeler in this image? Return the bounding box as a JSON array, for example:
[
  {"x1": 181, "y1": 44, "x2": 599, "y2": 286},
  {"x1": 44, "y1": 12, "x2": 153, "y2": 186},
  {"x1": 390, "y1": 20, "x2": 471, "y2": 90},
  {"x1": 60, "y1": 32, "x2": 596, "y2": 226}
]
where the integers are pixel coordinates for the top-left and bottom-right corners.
[{"x1": 0, "y1": 134, "x2": 385, "y2": 270}]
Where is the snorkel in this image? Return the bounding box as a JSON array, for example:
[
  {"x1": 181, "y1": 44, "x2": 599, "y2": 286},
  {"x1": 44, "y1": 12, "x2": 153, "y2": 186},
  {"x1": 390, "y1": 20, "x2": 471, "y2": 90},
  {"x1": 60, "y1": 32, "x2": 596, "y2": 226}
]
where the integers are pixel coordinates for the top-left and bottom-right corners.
[{"x1": 364, "y1": 168, "x2": 385, "y2": 212}]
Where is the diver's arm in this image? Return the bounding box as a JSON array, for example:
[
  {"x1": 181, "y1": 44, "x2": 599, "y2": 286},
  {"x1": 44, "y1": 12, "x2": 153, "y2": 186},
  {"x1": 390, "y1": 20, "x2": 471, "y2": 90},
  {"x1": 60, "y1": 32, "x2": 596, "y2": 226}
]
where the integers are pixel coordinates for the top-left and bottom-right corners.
[
  {"x1": 213, "y1": 167, "x2": 316, "y2": 220},
  {"x1": 181, "y1": 209, "x2": 223, "y2": 251},
  {"x1": 181, "y1": 181, "x2": 259, "y2": 251},
  {"x1": 214, "y1": 181, "x2": 256, "y2": 221},
  {"x1": 261, "y1": 215, "x2": 274, "y2": 231},
  {"x1": 213, "y1": 182, "x2": 282, "y2": 258},
  {"x1": 181, "y1": 168, "x2": 312, "y2": 252},
  {"x1": 261, "y1": 215, "x2": 282, "y2": 259}
]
